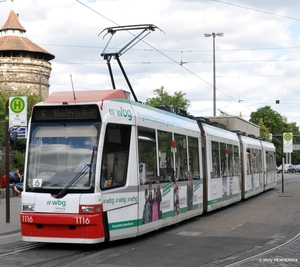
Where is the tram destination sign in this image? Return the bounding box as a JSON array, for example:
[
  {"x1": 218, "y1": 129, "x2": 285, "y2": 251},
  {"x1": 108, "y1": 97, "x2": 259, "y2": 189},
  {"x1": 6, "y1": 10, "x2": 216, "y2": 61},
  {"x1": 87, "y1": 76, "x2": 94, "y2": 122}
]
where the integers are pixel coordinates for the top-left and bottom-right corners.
[{"x1": 33, "y1": 105, "x2": 100, "y2": 121}]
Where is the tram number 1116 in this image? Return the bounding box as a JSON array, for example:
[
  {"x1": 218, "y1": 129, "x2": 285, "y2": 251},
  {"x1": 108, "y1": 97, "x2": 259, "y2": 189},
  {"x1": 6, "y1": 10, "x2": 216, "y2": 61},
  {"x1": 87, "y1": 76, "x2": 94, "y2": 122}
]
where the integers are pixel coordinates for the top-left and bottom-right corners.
[
  {"x1": 22, "y1": 215, "x2": 33, "y2": 223},
  {"x1": 75, "y1": 217, "x2": 90, "y2": 224}
]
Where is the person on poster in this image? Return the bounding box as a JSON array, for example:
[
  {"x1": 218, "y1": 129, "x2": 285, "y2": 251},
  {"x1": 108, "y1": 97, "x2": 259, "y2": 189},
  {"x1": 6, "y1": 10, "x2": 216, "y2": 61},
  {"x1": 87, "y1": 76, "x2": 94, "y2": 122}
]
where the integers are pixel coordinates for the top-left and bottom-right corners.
[
  {"x1": 186, "y1": 172, "x2": 193, "y2": 211},
  {"x1": 156, "y1": 180, "x2": 162, "y2": 219},
  {"x1": 152, "y1": 188, "x2": 159, "y2": 221},
  {"x1": 142, "y1": 188, "x2": 151, "y2": 224}
]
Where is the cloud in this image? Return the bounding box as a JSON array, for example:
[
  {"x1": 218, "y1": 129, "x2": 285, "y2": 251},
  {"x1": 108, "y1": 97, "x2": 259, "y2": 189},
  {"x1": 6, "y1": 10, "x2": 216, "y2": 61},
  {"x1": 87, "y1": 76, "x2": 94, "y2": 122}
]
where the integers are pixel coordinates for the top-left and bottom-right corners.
[{"x1": 1, "y1": 0, "x2": 300, "y2": 126}]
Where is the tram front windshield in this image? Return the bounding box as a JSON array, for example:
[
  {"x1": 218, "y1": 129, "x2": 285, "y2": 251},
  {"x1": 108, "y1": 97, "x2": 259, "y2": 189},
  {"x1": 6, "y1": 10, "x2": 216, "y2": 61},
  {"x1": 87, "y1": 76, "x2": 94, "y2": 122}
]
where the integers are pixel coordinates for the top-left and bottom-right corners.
[{"x1": 26, "y1": 122, "x2": 100, "y2": 194}]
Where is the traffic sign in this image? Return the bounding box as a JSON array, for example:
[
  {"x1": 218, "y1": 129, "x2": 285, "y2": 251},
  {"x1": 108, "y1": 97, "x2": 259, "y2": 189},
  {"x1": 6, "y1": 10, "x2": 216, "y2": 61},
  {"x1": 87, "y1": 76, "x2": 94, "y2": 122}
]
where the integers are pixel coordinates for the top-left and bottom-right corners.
[
  {"x1": 9, "y1": 96, "x2": 27, "y2": 128},
  {"x1": 283, "y1": 132, "x2": 293, "y2": 153}
]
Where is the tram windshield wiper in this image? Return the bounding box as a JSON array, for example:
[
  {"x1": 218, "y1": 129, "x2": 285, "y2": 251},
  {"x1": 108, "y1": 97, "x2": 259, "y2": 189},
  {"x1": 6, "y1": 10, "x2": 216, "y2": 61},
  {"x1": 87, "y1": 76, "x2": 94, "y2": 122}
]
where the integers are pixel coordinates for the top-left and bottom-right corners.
[
  {"x1": 88, "y1": 146, "x2": 96, "y2": 184},
  {"x1": 55, "y1": 147, "x2": 96, "y2": 199}
]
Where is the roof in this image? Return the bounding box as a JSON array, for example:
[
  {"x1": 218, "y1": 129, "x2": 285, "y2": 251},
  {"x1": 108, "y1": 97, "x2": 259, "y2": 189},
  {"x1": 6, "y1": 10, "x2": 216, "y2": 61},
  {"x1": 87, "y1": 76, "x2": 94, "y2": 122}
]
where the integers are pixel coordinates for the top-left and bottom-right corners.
[
  {"x1": 1, "y1": 10, "x2": 26, "y2": 31},
  {"x1": 0, "y1": 35, "x2": 54, "y2": 57},
  {"x1": 44, "y1": 90, "x2": 128, "y2": 103},
  {"x1": 0, "y1": 10, "x2": 55, "y2": 60}
]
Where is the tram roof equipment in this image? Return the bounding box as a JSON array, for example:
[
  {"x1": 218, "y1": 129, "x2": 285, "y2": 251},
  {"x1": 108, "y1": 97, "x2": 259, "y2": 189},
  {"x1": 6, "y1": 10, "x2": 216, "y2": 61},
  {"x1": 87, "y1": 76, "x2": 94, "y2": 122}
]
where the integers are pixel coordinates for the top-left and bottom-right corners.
[{"x1": 99, "y1": 24, "x2": 162, "y2": 103}]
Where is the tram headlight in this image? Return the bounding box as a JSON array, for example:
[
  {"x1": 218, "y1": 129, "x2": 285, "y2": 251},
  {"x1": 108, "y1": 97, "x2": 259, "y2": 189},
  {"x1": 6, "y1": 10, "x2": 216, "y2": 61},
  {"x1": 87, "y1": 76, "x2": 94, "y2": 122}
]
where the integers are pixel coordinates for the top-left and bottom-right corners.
[
  {"x1": 22, "y1": 204, "x2": 35, "y2": 212},
  {"x1": 80, "y1": 205, "x2": 101, "y2": 213}
]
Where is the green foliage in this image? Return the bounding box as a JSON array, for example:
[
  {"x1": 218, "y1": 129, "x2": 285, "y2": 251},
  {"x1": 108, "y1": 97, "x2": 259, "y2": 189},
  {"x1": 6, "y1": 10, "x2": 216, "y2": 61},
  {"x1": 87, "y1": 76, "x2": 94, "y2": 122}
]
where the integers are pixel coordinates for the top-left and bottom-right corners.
[
  {"x1": 249, "y1": 106, "x2": 286, "y2": 134},
  {"x1": 145, "y1": 86, "x2": 190, "y2": 110},
  {"x1": 0, "y1": 91, "x2": 11, "y2": 146},
  {"x1": 250, "y1": 105, "x2": 300, "y2": 165},
  {"x1": 258, "y1": 118, "x2": 270, "y2": 140}
]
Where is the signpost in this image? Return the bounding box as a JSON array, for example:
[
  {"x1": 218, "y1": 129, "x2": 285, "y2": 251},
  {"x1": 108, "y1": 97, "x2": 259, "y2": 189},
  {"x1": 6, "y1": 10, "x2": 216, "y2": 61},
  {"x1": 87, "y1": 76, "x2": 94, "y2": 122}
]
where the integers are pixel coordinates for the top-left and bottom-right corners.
[
  {"x1": 5, "y1": 100, "x2": 10, "y2": 223},
  {"x1": 281, "y1": 132, "x2": 293, "y2": 193},
  {"x1": 283, "y1": 132, "x2": 293, "y2": 153},
  {"x1": 9, "y1": 96, "x2": 27, "y2": 128},
  {"x1": 5, "y1": 97, "x2": 28, "y2": 223}
]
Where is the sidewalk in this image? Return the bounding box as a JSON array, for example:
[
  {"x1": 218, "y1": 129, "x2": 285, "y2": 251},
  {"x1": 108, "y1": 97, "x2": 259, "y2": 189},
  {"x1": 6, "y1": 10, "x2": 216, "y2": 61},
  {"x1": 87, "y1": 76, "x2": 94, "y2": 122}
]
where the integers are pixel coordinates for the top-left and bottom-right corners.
[{"x1": 0, "y1": 195, "x2": 21, "y2": 236}]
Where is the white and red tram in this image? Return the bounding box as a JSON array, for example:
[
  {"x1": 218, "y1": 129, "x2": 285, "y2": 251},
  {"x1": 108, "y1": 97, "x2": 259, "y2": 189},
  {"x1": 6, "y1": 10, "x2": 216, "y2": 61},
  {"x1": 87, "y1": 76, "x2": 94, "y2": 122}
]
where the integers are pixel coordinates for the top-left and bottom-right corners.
[{"x1": 20, "y1": 89, "x2": 276, "y2": 244}]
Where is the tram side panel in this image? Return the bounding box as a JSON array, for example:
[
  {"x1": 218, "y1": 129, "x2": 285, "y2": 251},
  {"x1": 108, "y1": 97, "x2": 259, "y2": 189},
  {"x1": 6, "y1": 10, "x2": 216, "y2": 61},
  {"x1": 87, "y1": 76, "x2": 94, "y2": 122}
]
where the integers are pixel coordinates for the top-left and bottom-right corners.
[
  {"x1": 68, "y1": 99, "x2": 204, "y2": 242},
  {"x1": 199, "y1": 122, "x2": 242, "y2": 212},
  {"x1": 99, "y1": 100, "x2": 139, "y2": 242},
  {"x1": 132, "y1": 103, "x2": 204, "y2": 236},
  {"x1": 238, "y1": 135, "x2": 264, "y2": 199}
]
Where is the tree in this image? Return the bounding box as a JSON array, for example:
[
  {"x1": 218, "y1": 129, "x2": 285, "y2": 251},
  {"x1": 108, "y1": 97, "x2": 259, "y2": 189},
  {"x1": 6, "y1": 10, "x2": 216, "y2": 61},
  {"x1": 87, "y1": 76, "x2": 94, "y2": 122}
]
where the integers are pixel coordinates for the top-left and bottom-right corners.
[
  {"x1": 258, "y1": 118, "x2": 270, "y2": 140},
  {"x1": 145, "y1": 86, "x2": 190, "y2": 110},
  {"x1": 249, "y1": 105, "x2": 300, "y2": 165},
  {"x1": 249, "y1": 106, "x2": 286, "y2": 135}
]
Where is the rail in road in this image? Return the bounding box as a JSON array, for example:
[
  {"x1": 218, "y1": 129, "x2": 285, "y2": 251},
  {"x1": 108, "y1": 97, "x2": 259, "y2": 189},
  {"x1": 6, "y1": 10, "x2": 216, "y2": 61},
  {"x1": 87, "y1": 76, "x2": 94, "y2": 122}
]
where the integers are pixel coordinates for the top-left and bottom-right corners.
[{"x1": 0, "y1": 175, "x2": 299, "y2": 266}]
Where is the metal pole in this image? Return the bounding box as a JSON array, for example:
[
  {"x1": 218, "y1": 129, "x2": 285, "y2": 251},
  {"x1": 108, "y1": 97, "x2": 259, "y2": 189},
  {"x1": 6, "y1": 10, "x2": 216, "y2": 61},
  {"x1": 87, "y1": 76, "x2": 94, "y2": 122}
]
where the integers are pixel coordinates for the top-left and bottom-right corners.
[
  {"x1": 282, "y1": 134, "x2": 284, "y2": 193},
  {"x1": 212, "y1": 34, "x2": 216, "y2": 116},
  {"x1": 205, "y1": 32, "x2": 223, "y2": 116},
  {"x1": 282, "y1": 157, "x2": 284, "y2": 193},
  {"x1": 5, "y1": 100, "x2": 10, "y2": 223}
]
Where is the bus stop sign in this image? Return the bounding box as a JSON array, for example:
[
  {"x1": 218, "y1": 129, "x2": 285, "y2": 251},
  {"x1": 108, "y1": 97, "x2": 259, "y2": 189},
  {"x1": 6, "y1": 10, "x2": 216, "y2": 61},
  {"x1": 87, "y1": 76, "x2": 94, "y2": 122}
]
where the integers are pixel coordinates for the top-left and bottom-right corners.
[{"x1": 9, "y1": 96, "x2": 27, "y2": 128}]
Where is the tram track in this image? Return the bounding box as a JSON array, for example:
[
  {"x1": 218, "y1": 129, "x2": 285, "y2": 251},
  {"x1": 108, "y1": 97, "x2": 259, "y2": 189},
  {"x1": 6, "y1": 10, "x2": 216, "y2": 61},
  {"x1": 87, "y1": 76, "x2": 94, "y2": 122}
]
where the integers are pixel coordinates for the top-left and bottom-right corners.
[
  {"x1": 22, "y1": 249, "x2": 100, "y2": 267},
  {"x1": 224, "y1": 230, "x2": 300, "y2": 267},
  {"x1": 0, "y1": 242, "x2": 45, "y2": 258},
  {"x1": 0, "y1": 241, "x2": 109, "y2": 267}
]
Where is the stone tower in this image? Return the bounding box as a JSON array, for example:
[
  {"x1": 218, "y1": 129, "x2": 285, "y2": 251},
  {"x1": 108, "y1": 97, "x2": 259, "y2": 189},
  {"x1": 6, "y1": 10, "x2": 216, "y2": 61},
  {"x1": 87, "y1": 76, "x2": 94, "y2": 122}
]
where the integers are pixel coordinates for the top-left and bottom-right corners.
[{"x1": 0, "y1": 10, "x2": 55, "y2": 99}]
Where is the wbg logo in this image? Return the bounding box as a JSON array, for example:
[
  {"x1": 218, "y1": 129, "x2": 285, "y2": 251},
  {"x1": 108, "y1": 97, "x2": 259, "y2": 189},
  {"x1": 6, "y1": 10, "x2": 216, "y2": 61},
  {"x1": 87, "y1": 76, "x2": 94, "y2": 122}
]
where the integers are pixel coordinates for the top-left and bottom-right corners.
[
  {"x1": 47, "y1": 200, "x2": 66, "y2": 207},
  {"x1": 109, "y1": 107, "x2": 132, "y2": 121}
]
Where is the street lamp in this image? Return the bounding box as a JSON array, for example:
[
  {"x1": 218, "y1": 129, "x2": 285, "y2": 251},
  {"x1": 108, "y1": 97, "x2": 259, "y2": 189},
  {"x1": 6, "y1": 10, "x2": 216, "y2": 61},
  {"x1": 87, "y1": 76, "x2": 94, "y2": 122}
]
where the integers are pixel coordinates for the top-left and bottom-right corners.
[{"x1": 204, "y1": 32, "x2": 223, "y2": 116}]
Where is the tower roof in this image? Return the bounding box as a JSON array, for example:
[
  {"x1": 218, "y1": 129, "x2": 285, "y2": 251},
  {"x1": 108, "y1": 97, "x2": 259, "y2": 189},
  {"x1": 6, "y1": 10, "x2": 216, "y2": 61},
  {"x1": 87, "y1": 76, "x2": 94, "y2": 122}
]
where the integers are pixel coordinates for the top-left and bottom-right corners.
[
  {"x1": 1, "y1": 10, "x2": 26, "y2": 32},
  {"x1": 0, "y1": 10, "x2": 55, "y2": 60}
]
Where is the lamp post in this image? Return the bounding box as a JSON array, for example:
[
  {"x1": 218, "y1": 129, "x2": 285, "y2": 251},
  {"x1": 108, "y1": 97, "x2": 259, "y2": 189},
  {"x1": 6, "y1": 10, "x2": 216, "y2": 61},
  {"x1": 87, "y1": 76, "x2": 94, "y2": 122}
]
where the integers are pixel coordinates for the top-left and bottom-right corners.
[{"x1": 204, "y1": 32, "x2": 223, "y2": 116}]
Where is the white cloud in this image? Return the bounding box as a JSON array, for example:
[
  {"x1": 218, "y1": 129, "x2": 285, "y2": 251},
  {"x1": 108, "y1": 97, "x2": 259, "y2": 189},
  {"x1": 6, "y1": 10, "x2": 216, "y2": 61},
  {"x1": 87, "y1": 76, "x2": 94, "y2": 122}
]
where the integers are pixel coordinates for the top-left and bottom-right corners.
[{"x1": 1, "y1": 0, "x2": 300, "y2": 126}]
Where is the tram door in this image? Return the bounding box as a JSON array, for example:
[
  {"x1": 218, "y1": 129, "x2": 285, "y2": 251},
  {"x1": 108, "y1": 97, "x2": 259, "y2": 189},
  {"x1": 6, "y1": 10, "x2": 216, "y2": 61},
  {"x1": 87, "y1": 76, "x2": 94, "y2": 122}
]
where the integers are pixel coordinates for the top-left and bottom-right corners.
[{"x1": 100, "y1": 123, "x2": 139, "y2": 241}]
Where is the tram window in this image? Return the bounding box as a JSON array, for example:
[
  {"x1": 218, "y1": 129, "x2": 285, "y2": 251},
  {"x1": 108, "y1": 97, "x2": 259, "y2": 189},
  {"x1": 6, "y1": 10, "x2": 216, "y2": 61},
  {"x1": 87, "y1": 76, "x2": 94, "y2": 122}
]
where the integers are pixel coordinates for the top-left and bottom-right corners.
[
  {"x1": 188, "y1": 136, "x2": 200, "y2": 180},
  {"x1": 250, "y1": 148, "x2": 261, "y2": 174},
  {"x1": 227, "y1": 145, "x2": 233, "y2": 176},
  {"x1": 266, "y1": 150, "x2": 275, "y2": 172},
  {"x1": 158, "y1": 131, "x2": 173, "y2": 183},
  {"x1": 246, "y1": 149, "x2": 251, "y2": 175},
  {"x1": 107, "y1": 128, "x2": 121, "y2": 144},
  {"x1": 212, "y1": 141, "x2": 220, "y2": 178},
  {"x1": 220, "y1": 143, "x2": 228, "y2": 177},
  {"x1": 174, "y1": 133, "x2": 188, "y2": 181},
  {"x1": 266, "y1": 151, "x2": 269, "y2": 171},
  {"x1": 257, "y1": 149, "x2": 262, "y2": 173},
  {"x1": 101, "y1": 123, "x2": 131, "y2": 189},
  {"x1": 233, "y1": 145, "x2": 240, "y2": 176},
  {"x1": 138, "y1": 127, "x2": 157, "y2": 184}
]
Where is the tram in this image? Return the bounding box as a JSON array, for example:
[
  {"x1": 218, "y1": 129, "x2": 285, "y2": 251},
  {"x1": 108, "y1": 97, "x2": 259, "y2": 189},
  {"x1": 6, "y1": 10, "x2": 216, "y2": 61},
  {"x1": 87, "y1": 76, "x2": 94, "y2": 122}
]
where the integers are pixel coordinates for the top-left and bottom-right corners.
[
  {"x1": 197, "y1": 118, "x2": 241, "y2": 212},
  {"x1": 20, "y1": 24, "x2": 276, "y2": 244},
  {"x1": 20, "y1": 89, "x2": 276, "y2": 244},
  {"x1": 20, "y1": 89, "x2": 204, "y2": 243}
]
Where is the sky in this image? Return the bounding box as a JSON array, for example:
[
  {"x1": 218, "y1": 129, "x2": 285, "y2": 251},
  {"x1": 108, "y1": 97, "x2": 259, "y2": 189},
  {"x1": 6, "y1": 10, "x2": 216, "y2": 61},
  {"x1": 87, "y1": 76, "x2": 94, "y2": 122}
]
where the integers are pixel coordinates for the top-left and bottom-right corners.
[{"x1": 1, "y1": 0, "x2": 300, "y2": 127}]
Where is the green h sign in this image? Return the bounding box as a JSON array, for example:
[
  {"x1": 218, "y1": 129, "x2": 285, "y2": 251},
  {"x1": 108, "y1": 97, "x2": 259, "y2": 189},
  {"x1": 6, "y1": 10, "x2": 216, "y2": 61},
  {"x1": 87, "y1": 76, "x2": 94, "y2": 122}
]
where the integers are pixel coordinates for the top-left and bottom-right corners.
[{"x1": 10, "y1": 97, "x2": 25, "y2": 113}]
